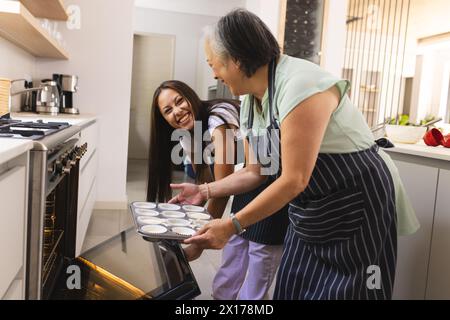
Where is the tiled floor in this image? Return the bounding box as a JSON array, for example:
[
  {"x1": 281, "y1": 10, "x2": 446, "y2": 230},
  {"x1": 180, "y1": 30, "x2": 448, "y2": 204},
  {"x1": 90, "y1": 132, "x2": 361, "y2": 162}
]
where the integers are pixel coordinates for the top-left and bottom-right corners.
[{"x1": 82, "y1": 159, "x2": 276, "y2": 300}]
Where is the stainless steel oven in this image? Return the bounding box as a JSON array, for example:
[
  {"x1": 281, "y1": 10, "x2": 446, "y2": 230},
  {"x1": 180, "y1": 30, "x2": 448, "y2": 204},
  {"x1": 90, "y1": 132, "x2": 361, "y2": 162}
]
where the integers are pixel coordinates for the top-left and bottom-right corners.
[{"x1": 26, "y1": 125, "x2": 85, "y2": 299}]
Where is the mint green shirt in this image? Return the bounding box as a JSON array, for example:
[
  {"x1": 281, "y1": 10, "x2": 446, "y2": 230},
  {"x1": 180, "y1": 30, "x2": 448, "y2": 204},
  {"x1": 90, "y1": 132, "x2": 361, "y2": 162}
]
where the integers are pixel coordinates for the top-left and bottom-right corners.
[{"x1": 240, "y1": 54, "x2": 419, "y2": 235}]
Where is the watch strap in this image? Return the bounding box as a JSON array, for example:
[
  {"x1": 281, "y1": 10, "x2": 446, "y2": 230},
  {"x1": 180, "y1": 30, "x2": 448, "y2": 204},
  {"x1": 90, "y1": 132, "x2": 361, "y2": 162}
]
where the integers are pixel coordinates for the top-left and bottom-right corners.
[{"x1": 230, "y1": 213, "x2": 246, "y2": 235}]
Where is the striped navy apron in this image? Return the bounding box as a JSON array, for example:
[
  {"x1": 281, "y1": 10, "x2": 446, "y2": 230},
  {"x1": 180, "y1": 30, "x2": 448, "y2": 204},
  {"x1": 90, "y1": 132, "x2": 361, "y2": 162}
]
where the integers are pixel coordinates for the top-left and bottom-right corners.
[
  {"x1": 231, "y1": 62, "x2": 289, "y2": 244},
  {"x1": 252, "y1": 58, "x2": 398, "y2": 299},
  {"x1": 273, "y1": 145, "x2": 397, "y2": 300},
  {"x1": 199, "y1": 103, "x2": 288, "y2": 245},
  {"x1": 232, "y1": 177, "x2": 288, "y2": 245}
]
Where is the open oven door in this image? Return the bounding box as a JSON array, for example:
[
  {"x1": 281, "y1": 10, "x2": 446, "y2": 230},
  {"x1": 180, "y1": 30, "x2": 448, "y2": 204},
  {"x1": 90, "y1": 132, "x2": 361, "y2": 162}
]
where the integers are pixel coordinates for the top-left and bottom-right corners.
[{"x1": 48, "y1": 228, "x2": 200, "y2": 300}]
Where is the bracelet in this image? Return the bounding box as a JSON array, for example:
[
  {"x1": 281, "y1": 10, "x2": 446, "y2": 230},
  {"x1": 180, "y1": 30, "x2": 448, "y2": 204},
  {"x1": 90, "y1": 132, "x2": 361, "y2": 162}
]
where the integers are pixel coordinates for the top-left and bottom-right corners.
[{"x1": 204, "y1": 182, "x2": 210, "y2": 200}]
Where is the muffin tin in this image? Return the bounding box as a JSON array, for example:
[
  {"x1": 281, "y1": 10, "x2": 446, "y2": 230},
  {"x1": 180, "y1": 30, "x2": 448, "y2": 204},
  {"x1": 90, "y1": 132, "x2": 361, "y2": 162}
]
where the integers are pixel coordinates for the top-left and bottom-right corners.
[{"x1": 130, "y1": 202, "x2": 212, "y2": 241}]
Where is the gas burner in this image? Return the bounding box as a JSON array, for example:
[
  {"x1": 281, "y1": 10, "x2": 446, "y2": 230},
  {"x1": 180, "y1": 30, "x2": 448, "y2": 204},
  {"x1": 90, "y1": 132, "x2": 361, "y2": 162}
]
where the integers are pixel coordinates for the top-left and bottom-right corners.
[{"x1": 0, "y1": 119, "x2": 71, "y2": 140}]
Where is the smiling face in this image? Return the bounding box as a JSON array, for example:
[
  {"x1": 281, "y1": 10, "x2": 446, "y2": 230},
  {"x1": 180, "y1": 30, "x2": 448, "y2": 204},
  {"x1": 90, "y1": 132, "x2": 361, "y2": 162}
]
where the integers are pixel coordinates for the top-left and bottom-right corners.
[
  {"x1": 204, "y1": 40, "x2": 247, "y2": 96},
  {"x1": 157, "y1": 88, "x2": 195, "y2": 130}
]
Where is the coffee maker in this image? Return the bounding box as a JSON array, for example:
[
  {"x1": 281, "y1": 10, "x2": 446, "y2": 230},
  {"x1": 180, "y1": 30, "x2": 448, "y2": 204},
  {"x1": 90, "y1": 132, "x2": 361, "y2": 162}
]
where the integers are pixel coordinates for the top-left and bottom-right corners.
[{"x1": 53, "y1": 74, "x2": 79, "y2": 114}]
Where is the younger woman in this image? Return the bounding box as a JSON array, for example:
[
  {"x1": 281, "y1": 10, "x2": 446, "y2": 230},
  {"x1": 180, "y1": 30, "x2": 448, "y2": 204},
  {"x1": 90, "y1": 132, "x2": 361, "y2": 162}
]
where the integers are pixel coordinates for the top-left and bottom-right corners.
[{"x1": 147, "y1": 80, "x2": 288, "y2": 299}]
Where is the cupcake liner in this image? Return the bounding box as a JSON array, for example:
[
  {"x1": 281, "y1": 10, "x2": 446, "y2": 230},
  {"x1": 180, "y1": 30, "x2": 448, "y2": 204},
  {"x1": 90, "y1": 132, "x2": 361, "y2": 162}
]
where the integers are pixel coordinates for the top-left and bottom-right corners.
[
  {"x1": 171, "y1": 227, "x2": 196, "y2": 236},
  {"x1": 182, "y1": 205, "x2": 205, "y2": 212},
  {"x1": 134, "y1": 209, "x2": 159, "y2": 216},
  {"x1": 161, "y1": 210, "x2": 186, "y2": 218},
  {"x1": 186, "y1": 212, "x2": 211, "y2": 220},
  {"x1": 165, "y1": 218, "x2": 191, "y2": 227},
  {"x1": 137, "y1": 216, "x2": 165, "y2": 225},
  {"x1": 133, "y1": 202, "x2": 157, "y2": 209},
  {"x1": 158, "y1": 203, "x2": 181, "y2": 211},
  {"x1": 140, "y1": 225, "x2": 167, "y2": 235}
]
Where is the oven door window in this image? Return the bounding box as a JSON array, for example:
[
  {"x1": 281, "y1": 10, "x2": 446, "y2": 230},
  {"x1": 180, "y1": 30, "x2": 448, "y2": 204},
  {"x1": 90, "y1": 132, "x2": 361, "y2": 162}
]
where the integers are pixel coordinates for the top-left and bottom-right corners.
[{"x1": 49, "y1": 228, "x2": 200, "y2": 300}]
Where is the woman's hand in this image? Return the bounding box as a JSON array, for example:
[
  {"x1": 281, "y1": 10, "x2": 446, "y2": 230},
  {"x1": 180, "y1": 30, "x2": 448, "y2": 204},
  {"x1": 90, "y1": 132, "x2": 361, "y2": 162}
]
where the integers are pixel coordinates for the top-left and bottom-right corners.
[
  {"x1": 169, "y1": 183, "x2": 206, "y2": 205},
  {"x1": 182, "y1": 244, "x2": 204, "y2": 262},
  {"x1": 184, "y1": 218, "x2": 236, "y2": 250}
]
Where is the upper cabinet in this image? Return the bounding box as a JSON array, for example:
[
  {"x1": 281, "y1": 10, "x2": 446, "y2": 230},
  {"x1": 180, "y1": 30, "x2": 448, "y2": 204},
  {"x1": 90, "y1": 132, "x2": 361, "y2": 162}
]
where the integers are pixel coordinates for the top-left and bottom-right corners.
[
  {"x1": 0, "y1": 0, "x2": 69, "y2": 59},
  {"x1": 19, "y1": 0, "x2": 68, "y2": 21}
]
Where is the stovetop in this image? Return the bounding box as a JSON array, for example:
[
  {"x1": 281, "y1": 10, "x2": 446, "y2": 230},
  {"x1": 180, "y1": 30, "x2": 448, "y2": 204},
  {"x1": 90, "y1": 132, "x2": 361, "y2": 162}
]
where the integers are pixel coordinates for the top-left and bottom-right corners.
[{"x1": 0, "y1": 118, "x2": 71, "y2": 140}]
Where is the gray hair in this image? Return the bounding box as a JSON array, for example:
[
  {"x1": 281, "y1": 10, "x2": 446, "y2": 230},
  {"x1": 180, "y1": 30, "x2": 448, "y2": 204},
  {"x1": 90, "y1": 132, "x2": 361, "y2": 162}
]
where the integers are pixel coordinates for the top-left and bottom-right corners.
[
  {"x1": 203, "y1": 9, "x2": 280, "y2": 77},
  {"x1": 203, "y1": 24, "x2": 229, "y2": 63}
]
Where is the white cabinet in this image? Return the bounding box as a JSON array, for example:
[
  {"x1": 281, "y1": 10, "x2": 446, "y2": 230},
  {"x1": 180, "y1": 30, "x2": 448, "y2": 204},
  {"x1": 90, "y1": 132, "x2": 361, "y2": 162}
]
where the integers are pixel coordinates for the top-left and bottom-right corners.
[
  {"x1": 426, "y1": 169, "x2": 450, "y2": 299},
  {"x1": 392, "y1": 160, "x2": 438, "y2": 299},
  {"x1": 0, "y1": 155, "x2": 28, "y2": 300},
  {"x1": 76, "y1": 121, "x2": 98, "y2": 256},
  {"x1": 2, "y1": 279, "x2": 23, "y2": 300},
  {"x1": 386, "y1": 146, "x2": 450, "y2": 300}
]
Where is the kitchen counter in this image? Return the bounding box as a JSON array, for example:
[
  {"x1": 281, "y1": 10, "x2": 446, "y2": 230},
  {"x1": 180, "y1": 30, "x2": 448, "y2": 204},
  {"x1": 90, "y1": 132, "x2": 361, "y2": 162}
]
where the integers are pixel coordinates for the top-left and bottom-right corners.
[
  {"x1": 1, "y1": 112, "x2": 97, "y2": 164},
  {"x1": 384, "y1": 141, "x2": 450, "y2": 162},
  {"x1": 0, "y1": 139, "x2": 33, "y2": 164},
  {"x1": 11, "y1": 112, "x2": 97, "y2": 129}
]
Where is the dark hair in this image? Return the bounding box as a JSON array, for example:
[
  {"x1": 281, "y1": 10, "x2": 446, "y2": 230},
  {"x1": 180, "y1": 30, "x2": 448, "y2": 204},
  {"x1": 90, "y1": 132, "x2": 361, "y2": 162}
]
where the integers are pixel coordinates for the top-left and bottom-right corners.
[
  {"x1": 216, "y1": 8, "x2": 280, "y2": 77},
  {"x1": 147, "y1": 80, "x2": 240, "y2": 202}
]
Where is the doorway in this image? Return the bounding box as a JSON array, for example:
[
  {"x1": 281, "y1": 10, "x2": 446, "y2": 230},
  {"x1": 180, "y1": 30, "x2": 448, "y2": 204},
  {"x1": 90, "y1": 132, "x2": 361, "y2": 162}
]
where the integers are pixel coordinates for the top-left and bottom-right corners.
[{"x1": 127, "y1": 33, "x2": 175, "y2": 203}]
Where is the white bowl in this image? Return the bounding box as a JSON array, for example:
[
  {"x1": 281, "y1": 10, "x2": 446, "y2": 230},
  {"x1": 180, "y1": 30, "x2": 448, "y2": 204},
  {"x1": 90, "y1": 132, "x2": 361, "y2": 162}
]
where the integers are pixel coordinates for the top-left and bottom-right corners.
[{"x1": 385, "y1": 125, "x2": 427, "y2": 144}]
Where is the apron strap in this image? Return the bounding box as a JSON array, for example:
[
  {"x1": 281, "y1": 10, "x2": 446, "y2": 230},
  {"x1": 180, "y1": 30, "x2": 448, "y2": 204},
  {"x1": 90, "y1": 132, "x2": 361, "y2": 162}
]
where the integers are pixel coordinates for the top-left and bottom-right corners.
[
  {"x1": 246, "y1": 58, "x2": 281, "y2": 177},
  {"x1": 247, "y1": 58, "x2": 277, "y2": 129}
]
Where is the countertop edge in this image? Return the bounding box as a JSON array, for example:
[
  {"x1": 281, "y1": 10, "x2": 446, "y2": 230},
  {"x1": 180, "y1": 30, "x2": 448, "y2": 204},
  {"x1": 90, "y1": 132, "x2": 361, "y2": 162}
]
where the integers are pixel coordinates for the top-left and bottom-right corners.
[
  {"x1": 383, "y1": 143, "x2": 450, "y2": 162},
  {"x1": 0, "y1": 140, "x2": 33, "y2": 165}
]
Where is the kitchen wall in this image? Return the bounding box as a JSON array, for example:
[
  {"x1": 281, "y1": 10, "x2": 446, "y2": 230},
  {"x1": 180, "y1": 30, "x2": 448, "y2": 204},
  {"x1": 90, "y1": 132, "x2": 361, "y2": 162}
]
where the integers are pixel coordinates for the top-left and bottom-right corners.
[
  {"x1": 245, "y1": 0, "x2": 281, "y2": 37},
  {"x1": 133, "y1": 7, "x2": 219, "y2": 96},
  {"x1": 34, "y1": 0, "x2": 134, "y2": 208},
  {"x1": 320, "y1": 0, "x2": 348, "y2": 77},
  {"x1": 0, "y1": 37, "x2": 35, "y2": 105},
  {"x1": 134, "y1": 0, "x2": 245, "y2": 17}
]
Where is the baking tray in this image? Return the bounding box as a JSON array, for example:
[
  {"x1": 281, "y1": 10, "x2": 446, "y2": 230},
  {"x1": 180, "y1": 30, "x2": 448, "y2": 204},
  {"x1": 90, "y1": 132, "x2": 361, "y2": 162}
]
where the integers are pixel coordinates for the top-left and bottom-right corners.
[{"x1": 129, "y1": 201, "x2": 212, "y2": 242}]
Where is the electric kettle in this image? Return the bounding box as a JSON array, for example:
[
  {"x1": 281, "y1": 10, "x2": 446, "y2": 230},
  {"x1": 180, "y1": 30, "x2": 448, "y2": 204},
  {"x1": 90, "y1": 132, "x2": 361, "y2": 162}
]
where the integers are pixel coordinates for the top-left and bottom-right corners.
[{"x1": 36, "y1": 80, "x2": 60, "y2": 115}]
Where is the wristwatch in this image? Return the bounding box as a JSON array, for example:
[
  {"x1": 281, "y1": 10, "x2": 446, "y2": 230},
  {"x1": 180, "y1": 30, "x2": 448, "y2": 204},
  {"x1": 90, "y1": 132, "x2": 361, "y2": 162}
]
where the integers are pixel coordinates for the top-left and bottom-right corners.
[{"x1": 230, "y1": 213, "x2": 246, "y2": 235}]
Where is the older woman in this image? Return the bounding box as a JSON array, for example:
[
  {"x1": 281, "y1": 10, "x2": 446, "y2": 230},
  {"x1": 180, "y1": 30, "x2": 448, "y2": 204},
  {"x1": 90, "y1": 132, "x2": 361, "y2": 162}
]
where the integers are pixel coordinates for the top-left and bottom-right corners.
[{"x1": 170, "y1": 9, "x2": 419, "y2": 300}]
